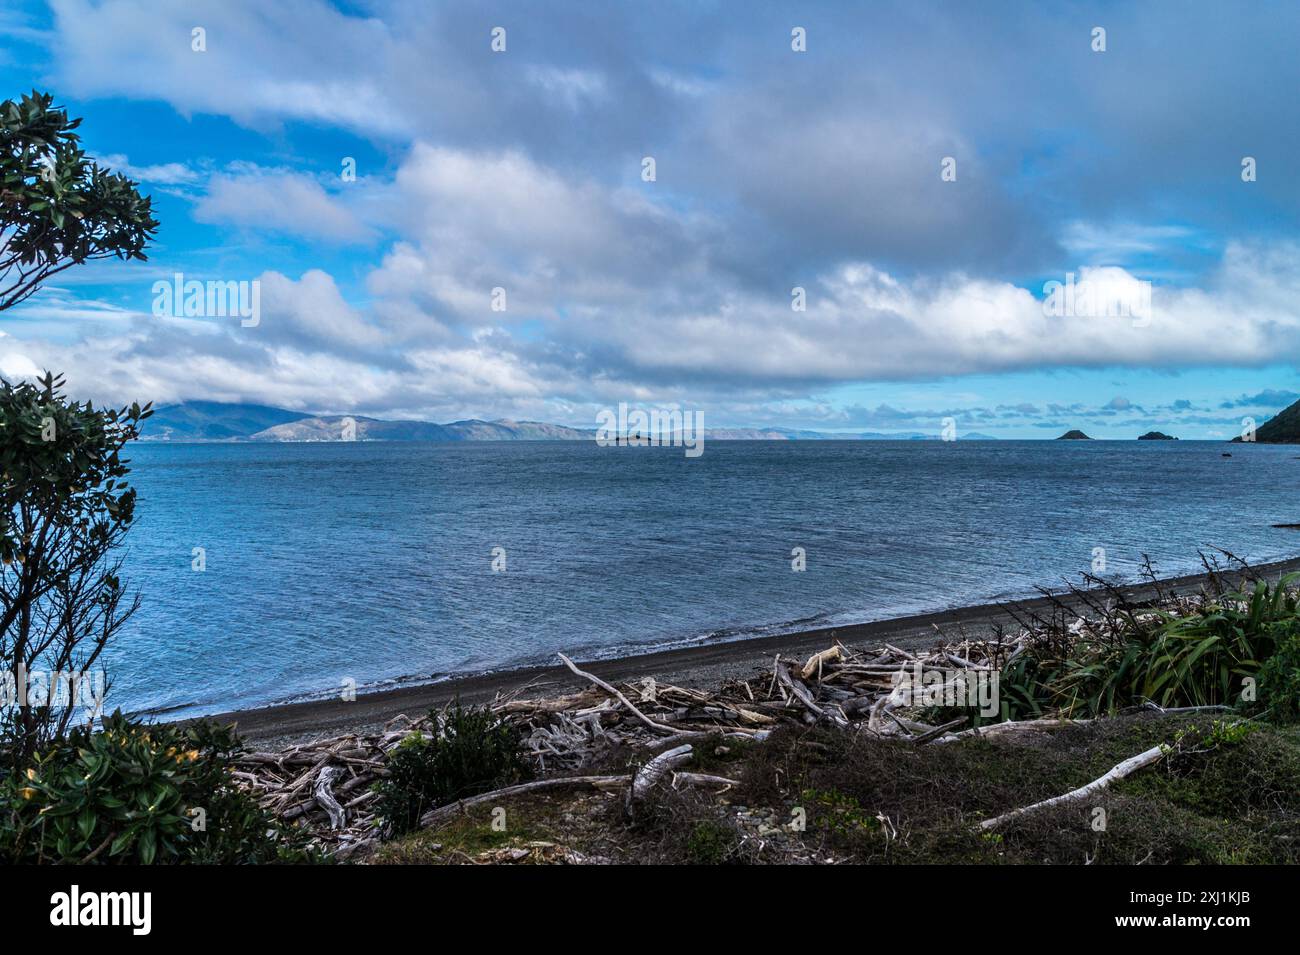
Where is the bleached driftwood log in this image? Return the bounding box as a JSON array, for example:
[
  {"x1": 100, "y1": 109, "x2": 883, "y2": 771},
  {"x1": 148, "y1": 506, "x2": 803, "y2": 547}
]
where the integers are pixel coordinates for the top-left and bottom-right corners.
[
  {"x1": 977, "y1": 743, "x2": 1166, "y2": 830},
  {"x1": 626, "y1": 743, "x2": 694, "y2": 816},
  {"x1": 776, "y1": 658, "x2": 848, "y2": 728},
  {"x1": 419, "y1": 775, "x2": 633, "y2": 829},
  {"x1": 800, "y1": 645, "x2": 842, "y2": 681},
  {"x1": 933, "y1": 718, "x2": 1080, "y2": 745},
  {"x1": 672, "y1": 772, "x2": 740, "y2": 789},
  {"x1": 557, "y1": 652, "x2": 700, "y2": 737},
  {"x1": 313, "y1": 765, "x2": 347, "y2": 829}
]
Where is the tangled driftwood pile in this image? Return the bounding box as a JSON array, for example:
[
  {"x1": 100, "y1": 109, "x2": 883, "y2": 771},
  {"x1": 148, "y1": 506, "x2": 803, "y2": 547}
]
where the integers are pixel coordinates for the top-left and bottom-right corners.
[
  {"x1": 228, "y1": 563, "x2": 1276, "y2": 860},
  {"x1": 230, "y1": 634, "x2": 1030, "y2": 858}
]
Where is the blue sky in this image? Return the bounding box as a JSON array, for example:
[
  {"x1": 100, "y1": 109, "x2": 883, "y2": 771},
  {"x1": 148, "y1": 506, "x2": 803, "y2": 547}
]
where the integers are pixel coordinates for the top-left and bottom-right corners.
[{"x1": 2, "y1": 0, "x2": 1299, "y2": 437}]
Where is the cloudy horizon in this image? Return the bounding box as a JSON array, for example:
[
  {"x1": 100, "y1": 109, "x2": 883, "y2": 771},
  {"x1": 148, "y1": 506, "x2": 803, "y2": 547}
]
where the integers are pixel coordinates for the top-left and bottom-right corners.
[{"x1": 2, "y1": 0, "x2": 1299, "y2": 438}]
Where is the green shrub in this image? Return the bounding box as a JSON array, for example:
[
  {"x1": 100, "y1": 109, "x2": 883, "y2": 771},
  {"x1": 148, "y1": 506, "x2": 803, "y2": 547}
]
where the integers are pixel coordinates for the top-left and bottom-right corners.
[
  {"x1": 1006, "y1": 576, "x2": 1300, "y2": 719},
  {"x1": 1256, "y1": 635, "x2": 1300, "y2": 723},
  {"x1": 683, "y1": 819, "x2": 737, "y2": 865},
  {"x1": 373, "y1": 701, "x2": 530, "y2": 835},
  {"x1": 0, "y1": 712, "x2": 320, "y2": 864},
  {"x1": 801, "y1": 787, "x2": 881, "y2": 839}
]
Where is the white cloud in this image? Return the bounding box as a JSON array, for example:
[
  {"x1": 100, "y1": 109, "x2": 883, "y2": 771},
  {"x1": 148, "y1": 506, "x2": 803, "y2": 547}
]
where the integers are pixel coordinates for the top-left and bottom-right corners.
[
  {"x1": 194, "y1": 169, "x2": 373, "y2": 242},
  {"x1": 94, "y1": 153, "x2": 202, "y2": 186},
  {"x1": 9, "y1": 123, "x2": 1300, "y2": 421},
  {"x1": 49, "y1": 0, "x2": 408, "y2": 135}
]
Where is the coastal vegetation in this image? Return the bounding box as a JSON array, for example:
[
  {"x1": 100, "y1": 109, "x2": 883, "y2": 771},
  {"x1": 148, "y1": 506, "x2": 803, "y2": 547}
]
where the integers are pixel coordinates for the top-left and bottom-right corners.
[
  {"x1": 371, "y1": 712, "x2": 1300, "y2": 865},
  {"x1": 372, "y1": 700, "x2": 531, "y2": 834},
  {"x1": 1, "y1": 90, "x2": 156, "y2": 312},
  {"x1": 0, "y1": 714, "x2": 319, "y2": 863},
  {"x1": 0, "y1": 373, "x2": 151, "y2": 763},
  {"x1": 993, "y1": 566, "x2": 1300, "y2": 721},
  {"x1": 1, "y1": 92, "x2": 156, "y2": 763}
]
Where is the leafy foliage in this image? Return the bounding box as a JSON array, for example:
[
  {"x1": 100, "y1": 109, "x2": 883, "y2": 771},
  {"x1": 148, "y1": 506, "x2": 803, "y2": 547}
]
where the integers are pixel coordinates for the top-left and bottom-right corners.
[
  {"x1": 1256, "y1": 634, "x2": 1300, "y2": 723},
  {"x1": 0, "y1": 712, "x2": 321, "y2": 864},
  {"x1": 373, "y1": 701, "x2": 530, "y2": 834},
  {"x1": 1, "y1": 90, "x2": 157, "y2": 311},
  {"x1": 0, "y1": 372, "x2": 151, "y2": 762},
  {"x1": 1000, "y1": 574, "x2": 1300, "y2": 720}
]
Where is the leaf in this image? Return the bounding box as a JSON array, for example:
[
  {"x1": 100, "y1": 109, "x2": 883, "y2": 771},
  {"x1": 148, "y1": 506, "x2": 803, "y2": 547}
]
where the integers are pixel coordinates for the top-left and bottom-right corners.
[{"x1": 138, "y1": 828, "x2": 157, "y2": 865}]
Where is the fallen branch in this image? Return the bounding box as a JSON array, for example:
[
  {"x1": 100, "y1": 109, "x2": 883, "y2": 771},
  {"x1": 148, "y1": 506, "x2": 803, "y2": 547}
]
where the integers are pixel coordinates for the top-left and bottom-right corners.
[
  {"x1": 800, "y1": 646, "x2": 842, "y2": 681},
  {"x1": 776, "y1": 659, "x2": 848, "y2": 728},
  {"x1": 1139, "y1": 701, "x2": 1234, "y2": 715},
  {"x1": 420, "y1": 775, "x2": 633, "y2": 829},
  {"x1": 673, "y1": 772, "x2": 740, "y2": 789},
  {"x1": 933, "y1": 718, "x2": 1080, "y2": 744},
  {"x1": 557, "y1": 652, "x2": 695, "y2": 736},
  {"x1": 627, "y1": 743, "x2": 695, "y2": 816},
  {"x1": 910, "y1": 717, "x2": 968, "y2": 745},
  {"x1": 978, "y1": 743, "x2": 1166, "y2": 830}
]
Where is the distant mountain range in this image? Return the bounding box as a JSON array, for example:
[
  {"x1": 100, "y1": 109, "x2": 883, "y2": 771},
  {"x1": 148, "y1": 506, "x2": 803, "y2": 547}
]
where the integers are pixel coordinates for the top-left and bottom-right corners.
[{"x1": 138, "y1": 401, "x2": 1000, "y2": 443}]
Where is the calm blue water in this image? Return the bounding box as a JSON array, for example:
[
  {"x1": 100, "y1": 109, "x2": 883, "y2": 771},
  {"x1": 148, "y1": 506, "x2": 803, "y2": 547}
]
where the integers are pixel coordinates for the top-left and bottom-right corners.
[{"x1": 106, "y1": 440, "x2": 1300, "y2": 717}]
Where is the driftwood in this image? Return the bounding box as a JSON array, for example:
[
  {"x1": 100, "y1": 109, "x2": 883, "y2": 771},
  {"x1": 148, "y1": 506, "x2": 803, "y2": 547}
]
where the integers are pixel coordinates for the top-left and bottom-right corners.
[
  {"x1": 557, "y1": 652, "x2": 692, "y2": 736},
  {"x1": 800, "y1": 645, "x2": 842, "y2": 681},
  {"x1": 230, "y1": 630, "x2": 1027, "y2": 853},
  {"x1": 229, "y1": 585, "x2": 1260, "y2": 858},
  {"x1": 626, "y1": 743, "x2": 694, "y2": 816},
  {"x1": 673, "y1": 772, "x2": 740, "y2": 789},
  {"x1": 978, "y1": 743, "x2": 1166, "y2": 830},
  {"x1": 313, "y1": 765, "x2": 346, "y2": 829},
  {"x1": 909, "y1": 717, "x2": 968, "y2": 745},
  {"x1": 775, "y1": 658, "x2": 848, "y2": 728},
  {"x1": 420, "y1": 775, "x2": 633, "y2": 829},
  {"x1": 933, "y1": 718, "x2": 1080, "y2": 745}
]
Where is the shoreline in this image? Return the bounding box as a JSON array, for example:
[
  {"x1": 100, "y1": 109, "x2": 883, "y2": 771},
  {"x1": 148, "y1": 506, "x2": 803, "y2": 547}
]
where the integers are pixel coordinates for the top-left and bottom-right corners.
[{"x1": 203, "y1": 555, "x2": 1300, "y2": 747}]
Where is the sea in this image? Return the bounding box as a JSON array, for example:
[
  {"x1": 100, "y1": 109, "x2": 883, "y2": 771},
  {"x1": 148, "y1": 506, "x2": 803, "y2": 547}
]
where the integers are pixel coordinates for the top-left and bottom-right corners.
[{"x1": 104, "y1": 439, "x2": 1300, "y2": 718}]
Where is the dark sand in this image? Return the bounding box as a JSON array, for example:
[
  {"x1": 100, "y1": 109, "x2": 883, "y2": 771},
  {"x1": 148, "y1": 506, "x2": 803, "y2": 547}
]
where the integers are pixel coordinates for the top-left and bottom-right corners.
[{"x1": 203, "y1": 556, "x2": 1300, "y2": 748}]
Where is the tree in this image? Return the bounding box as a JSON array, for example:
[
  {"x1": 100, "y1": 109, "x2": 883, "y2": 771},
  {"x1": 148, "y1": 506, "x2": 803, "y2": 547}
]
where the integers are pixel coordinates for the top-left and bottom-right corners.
[
  {"x1": 1, "y1": 90, "x2": 157, "y2": 312},
  {"x1": 0, "y1": 373, "x2": 151, "y2": 764}
]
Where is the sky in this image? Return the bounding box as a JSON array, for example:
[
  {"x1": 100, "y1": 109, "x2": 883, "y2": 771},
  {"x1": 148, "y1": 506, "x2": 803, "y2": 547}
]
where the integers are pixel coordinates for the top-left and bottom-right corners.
[{"x1": 1, "y1": 0, "x2": 1299, "y2": 438}]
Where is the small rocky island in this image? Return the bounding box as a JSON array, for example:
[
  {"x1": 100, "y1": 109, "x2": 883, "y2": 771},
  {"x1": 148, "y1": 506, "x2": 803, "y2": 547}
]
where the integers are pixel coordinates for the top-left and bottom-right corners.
[
  {"x1": 1057, "y1": 429, "x2": 1092, "y2": 440},
  {"x1": 1138, "y1": 431, "x2": 1177, "y2": 440}
]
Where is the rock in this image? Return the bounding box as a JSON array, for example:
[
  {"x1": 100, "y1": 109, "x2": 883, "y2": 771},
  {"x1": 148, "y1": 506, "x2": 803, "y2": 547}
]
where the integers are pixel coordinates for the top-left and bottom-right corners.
[
  {"x1": 1056, "y1": 429, "x2": 1092, "y2": 440},
  {"x1": 1137, "y1": 431, "x2": 1177, "y2": 440}
]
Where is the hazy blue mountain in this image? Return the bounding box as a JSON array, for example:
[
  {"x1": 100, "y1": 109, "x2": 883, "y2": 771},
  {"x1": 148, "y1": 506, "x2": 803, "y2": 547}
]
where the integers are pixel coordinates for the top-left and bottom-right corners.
[
  {"x1": 442, "y1": 419, "x2": 593, "y2": 440},
  {"x1": 250, "y1": 415, "x2": 454, "y2": 442},
  {"x1": 139, "y1": 401, "x2": 1001, "y2": 442},
  {"x1": 142, "y1": 401, "x2": 311, "y2": 440}
]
